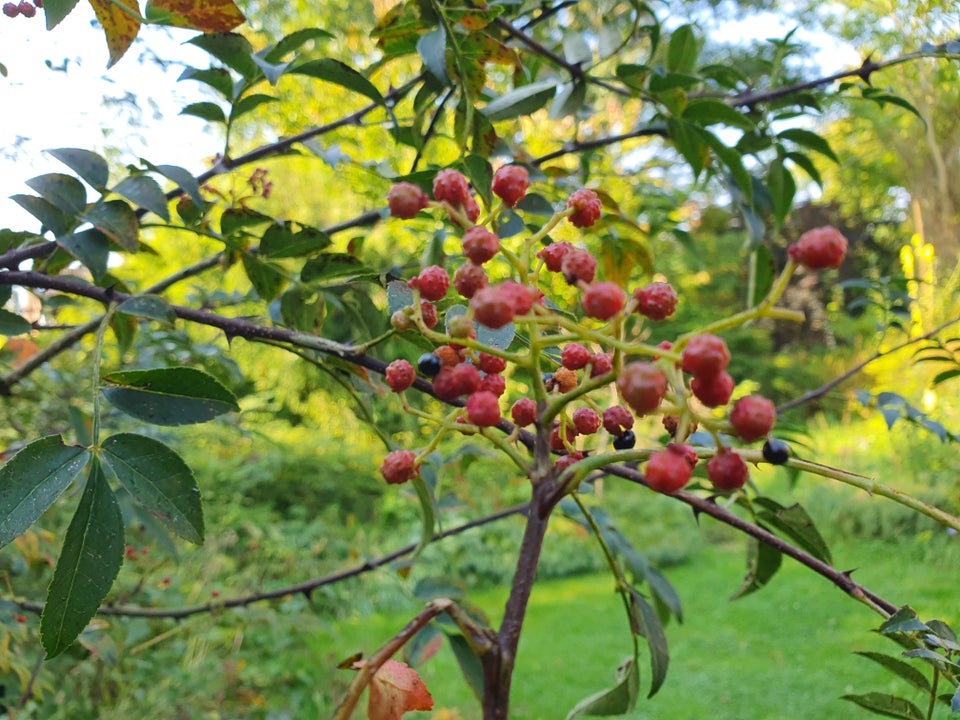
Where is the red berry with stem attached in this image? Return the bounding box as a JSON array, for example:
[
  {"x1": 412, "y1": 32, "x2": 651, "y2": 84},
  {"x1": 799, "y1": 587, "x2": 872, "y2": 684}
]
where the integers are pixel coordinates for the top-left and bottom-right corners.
[
  {"x1": 681, "y1": 334, "x2": 730, "y2": 376},
  {"x1": 471, "y1": 286, "x2": 515, "y2": 329},
  {"x1": 467, "y1": 391, "x2": 501, "y2": 427},
  {"x1": 453, "y1": 261, "x2": 488, "y2": 299},
  {"x1": 645, "y1": 445, "x2": 695, "y2": 494},
  {"x1": 582, "y1": 282, "x2": 626, "y2": 320},
  {"x1": 634, "y1": 282, "x2": 678, "y2": 321},
  {"x1": 551, "y1": 423, "x2": 577, "y2": 450},
  {"x1": 411, "y1": 265, "x2": 450, "y2": 302},
  {"x1": 617, "y1": 362, "x2": 668, "y2": 416},
  {"x1": 602, "y1": 405, "x2": 635, "y2": 436},
  {"x1": 432, "y1": 364, "x2": 481, "y2": 401},
  {"x1": 788, "y1": 226, "x2": 848, "y2": 270},
  {"x1": 17, "y1": 0, "x2": 34, "y2": 16},
  {"x1": 380, "y1": 450, "x2": 419, "y2": 485},
  {"x1": 690, "y1": 370, "x2": 735, "y2": 408},
  {"x1": 492, "y1": 165, "x2": 530, "y2": 207},
  {"x1": 572, "y1": 407, "x2": 601, "y2": 435},
  {"x1": 420, "y1": 301, "x2": 438, "y2": 329},
  {"x1": 589, "y1": 352, "x2": 613, "y2": 377},
  {"x1": 707, "y1": 448, "x2": 750, "y2": 491},
  {"x1": 462, "y1": 226, "x2": 500, "y2": 264},
  {"x1": 388, "y1": 182, "x2": 428, "y2": 219},
  {"x1": 385, "y1": 359, "x2": 415, "y2": 392},
  {"x1": 433, "y1": 168, "x2": 471, "y2": 207},
  {"x1": 730, "y1": 395, "x2": 777, "y2": 442},
  {"x1": 477, "y1": 352, "x2": 507, "y2": 374},
  {"x1": 511, "y1": 397, "x2": 537, "y2": 427},
  {"x1": 561, "y1": 343, "x2": 591, "y2": 370},
  {"x1": 537, "y1": 241, "x2": 573, "y2": 272},
  {"x1": 479, "y1": 372, "x2": 506, "y2": 397},
  {"x1": 566, "y1": 188, "x2": 602, "y2": 228},
  {"x1": 561, "y1": 248, "x2": 597, "y2": 285},
  {"x1": 3, "y1": 2, "x2": 19, "y2": 16}
]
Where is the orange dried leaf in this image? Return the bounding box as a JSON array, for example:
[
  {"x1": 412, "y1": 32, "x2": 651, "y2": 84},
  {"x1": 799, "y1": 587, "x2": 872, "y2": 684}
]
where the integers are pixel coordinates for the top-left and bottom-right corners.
[
  {"x1": 2, "y1": 338, "x2": 39, "y2": 367},
  {"x1": 87, "y1": 0, "x2": 141, "y2": 68},
  {"x1": 351, "y1": 659, "x2": 435, "y2": 720},
  {"x1": 148, "y1": 0, "x2": 245, "y2": 32}
]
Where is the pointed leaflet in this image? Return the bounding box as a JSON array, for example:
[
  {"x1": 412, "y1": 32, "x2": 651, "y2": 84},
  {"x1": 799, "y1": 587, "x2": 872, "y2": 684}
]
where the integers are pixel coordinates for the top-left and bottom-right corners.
[
  {"x1": 854, "y1": 652, "x2": 932, "y2": 694},
  {"x1": 88, "y1": 0, "x2": 141, "y2": 68},
  {"x1": 25, "y1": 173, "x2": 87, "y2": 216},
  {"x1": 730, "y1": 537, "x2": 782, "y2": 599},
  {"x1": 82, "y1": 200, "x2": 139, "y2": 252},
  {"x1": 0, "y1": 436, "x2": 90, "y2": 549},
  {"x1": 840, "y1": 693, "x2": 924, "y2": 720},
  {"x1": 12, "y1": 195, "x2": 74, "y2": 236},
  {"x1": 47, "y1": 148, "x2": 110, "y2": 189},
  {"x1": 101, "y1": 367, "x2": 239, "y2": 426},
  {"x1": 753, "y1": 497, "x2": 831, "y2": 564},
  {"x1": 41, "y1": 461, "x2": 124, "y2": 658},
  {"x1": 289, "y1": 59, "x2": 386, "y2": 107},
  {"x1": 59, "y1": 229, "x2": 110, "y2": 281},
  {"x1": 0, "y1": 310, "x2": 32, "y2": 337},
  {"x1": 145, "y1": 0, "x2": 245, "y2": 32},
  {"x1": 99, "y1": 433, "x2": 203, "y2": 544},
  {"x1": 566, "y1": 657, "x2": 640, "y2": 719},
  {"x1": 113, "y1": 175, "x2": 170, "y2": 221},
  {"x1": 44, "y1": 0, "x2": 80, "y2": 30},
  {"x1": 629, "y1": 588, "x2": 669, "y2": 697}
]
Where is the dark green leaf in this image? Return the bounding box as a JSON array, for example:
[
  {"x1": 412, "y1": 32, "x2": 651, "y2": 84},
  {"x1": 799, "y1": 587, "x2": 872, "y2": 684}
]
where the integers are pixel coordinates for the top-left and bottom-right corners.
[
  {"x1": 616, "y1": 63, "x2": 649, "y2": 92},
  {"x1": 648, "y1": 72, "x2": 701, "y2": 92},
  {"x1": 550, "y1": 80, "x2": 588, "y2": 119},
  {"x1": 181, "y1": 102, "x2": 227, "y2": 124},
  {"x1": 667, "y1": 119, "x2": 709, "y2": 177},
  {"x1": 113, "y1": 175, "x2": 170, "y2": 221},
  {"x1": 880, "y1": 607, "x2": 931, "y2": 635},
  {"x1": 667, "y1": 24, "x2": 698, "y2": 73},
  {"x1": 0, "y1": 436, "x2": 90, "y2": 549},
  {"x1": 754, "y1": 498, "x2": 832, "y2": 564},
  {"x1": 566, "y1": 657, "x2": 639, "y2": 719},
  {"x1": 41, "y1": 461, "x2": 124, "y2": 659},
  {"x1": 262, "y1": 28, "x2": 334, "y2": 63},
  {"x1": 80, "y1": 200, "x2": 138, "y2": 252},
  {"x1": 101, "y1": 367, "x2": 240, "y2": 426},
  {"x1": 411, "y1": 472, "x2": 438, "y2": 558},
  {"x1": 461, "y1": 155, "x2": 492, "y2": 208},
  {"x1": 855, "y1": 652, "x2": 931, "y2": 693},
  {"x1": 99, "y1": 433, "x2": 203, "y2": 544},
  {"x1": 516, "y1": 193, "x2": 556, "y2": 216},
  {"x1": 482, "y1": 81, "x2": 556, "y2": 122},
  {"x1": 387, "y1": 280, "x2": 413, "y2": 315},
  {"x1": 47, "y1": 148, "x2": 109, "y2": 189},
  {"x1": 448, "y1": 633, "x2": 484, "y2": 701},
  {"x1": 683, "y1": 99, "x2": 754, "y2": 131},
  {"x1": 777, "y1": 128, "x2": 838, "y2": 163},
  {"x1": 417, "y1": 27, "x2": 449, "y2": 86},
  {"x1": 932, "y1": 368, "x2": 960, "y2": 386},
  {"x1": 766, "y1": 157, "x2": 796, "y2": 229},
  {"x1": 644, "y1": 566, "x2": 682, "y2": 623},
  {"x1": 109, "y1": 310, "x2": 138, "y2": 353},
  {"x1": 731, "y1": 537, "x2": 782, "y2": 599},
  {"x1": 58, "y1": 229, "x2": 110, "y2": 280},
  {"x1": 178, "y1": 66, "x2": 235, "y2": 99},
  {"x1": 300, "y1": 254, "x2": 370, "y2": 283},
  {"x1": 629, "y1": 589, "x2": 669, "y2": 697},
  {"x1": 221, "y1": 207, "x2": 272, "y2": 237},
  {"x1": 261, "y1": 224, "x2": 331, "y2": 258},
  {"x1": 701, "y1": 129, "x2": 753, "y2": 207},
  {"x1": 289, "y1": 59, "x2": 386, "y2": 106},
  {"x1": 785, "y1": 151, "x2": 823, "y2": 187},
  {"x1": 43, "y1": 0, "x2": 80, "y2": 30},
  {"x1": 232, "y1": 93, "x2": 278, "y2": 121},
  {"x1": 840, "y1": 693, "x2": 924, "y2": 720},
  {"x1": 116, "y1": 295, "x2": 176, "y2": 324},
  {"x1": 150, "y1": 164, "x2": 203, "y2": 207},
  {"x1": 188, "y1": 32, "x2": 259, "y2": 79},
  {"x1": 279, "y1": 285, "x2": 325, "y2": 332},
  {"x1": 241, "y1": 253, "x2": 287, "y2": 301},
  {"x1": 0, "y1": 309, "x2": 32, "y2": 337},
  {"x1": 25, "y1": 173, "x2": 87, "y2": 216},
  {"x1": 749, "y1": 245, "x2": 775, "y2": 306},
  {"x1": 413, "y1": 577, "x2": 466, "y2": 602}
]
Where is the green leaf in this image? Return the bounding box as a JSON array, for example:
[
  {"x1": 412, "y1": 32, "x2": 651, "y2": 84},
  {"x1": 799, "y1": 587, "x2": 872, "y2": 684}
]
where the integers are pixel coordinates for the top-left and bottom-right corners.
[
  {"x1": 447, "y1": 633, "x2": 484, "y2": 701},
  {"x1": 188, "y1": 32, "x2": 259, "y2": 79},
  {"x1": 58, "y1": 229, "x2": 110, "y2": 280},
  {"x1": 0, "y1": 309, "x2": 32, "y2": 337},
  {"x1": 777, "y1": 128, "x2": 838, "y2": 163},
  {"x1": 241, "y1": 253, "x2": 287, "y2": 301},
  {"x1": 411, "y1": 459, "x2": 439, "y2": 558},
  {"x1": 220, "y1": 207, "x2": 272, "y2": 237},
  {"x1": 683, "y1": 99, "x2": 754, "y2": 131},
  {"x1": 116, "y1": 295, "x2": 176, "y2": 324},
  {"x1": 880, "y1": 607, "x2": 931, "y2": 635},
  {"x1": 262, "y1": 27, "x2": 334, "y2": 63},
  {"x1": 482, "y1": 80, "x2": 556, "y2": 122},
  {"x1": 113, "y1": 175, "x2": 170, "y2": 221},
  {"x1": 82, "y1": 200, "x2": 139, "y2": 252},
  {"x1": 785, "y1": 151, "x2": 823, "y2": 188},
  {"x1": 110, "y1": 310, "x2": 137, "y2": 353},
  {"x1": 232, "y1": 93, "x2": 278, "y2": 121},
  {"x1": 730, "y1": 537, "x2": 782, "y2": 599},
  {"x1": 149, "y1": 164, "x2": 203, "y2": 207},
  {"x1": 289, "y1": 59, "x2": 386, "y2": 106},
  {"x1": 181, "y1": 101, "x2": 227, "y2": 124},
  {"x1": 667, "y1": 24, "x2": 698, "y2": 73},
  {"x1": 260, "y1": 224, "x2": 331, "y2": 258},
  {"x1": 932, "y1": 368, "x2": 960, "y2": 386},
  {"x1": 644, "y1": 566, "x2": 683, "y2": 623},
  {"x1": 25, "y1": 173, "x2": 87, "y2": 217},
  {"x1": 749, "y1": 244, "x2": 776, "y2": 306},
  {"x1": 550, "y1": 80, "x2": 587, "y2": 120},
  {"x1": 629, "y1": 589, "x2": 669, "y2": 697},
  {"x1": 47, "y1": 148, "x2": 109, "y2": 189},
  {"x1": 279, "y1": 285, "x2": 325, "y2": 332},
  {"x1": 754, "y1": 498, "x2": 832, "y2": 564},
  {"x1": 701, "y1": 129, "x2": 753, "y2": 207},
  {"x1": 461, "y1": 155, "x2": 492, "y2": 209},
  {"x1": 417, "y1": 27, "x2": 449, "y2": 86},
  {"x1": 99, "y1": 433, "x2": 203, "y2": 544},
  {"x1": 386, "y1": 280, "x2": 414, "y2": 315},
  {"x1": 40, "y1": 461, "x2": 124, "y2": 659},
  {"x1": 0, "y1": 436, "x2": 90, "y2": 549},
  {"x1": 766, "y1": 157, "x2": 796, "y2": 229},
  {"x1": 13, "y1": 194, "x2": 74, "y2": 236},
  {"x1": 43, "y1": 0, "x2": 80, "y2": 30},
  {"x1": 840, "y1": 693, "x2": 924, "y2": 720},
  {"x1": 178, "y1": 66, "x2": 234, "y2": 99},
  {"x1": 854, "y1": 652, "x2": 932, "y2": 694},
  {"x1": 101, "y1": 367, "x2": 240, "y2": 426},
  {"x1": 300, "y1": 254, "x2": 370, "y2": 283},
  {"x1": 566, "y1": 657, "x2": 639, "y2": 719},
  {"x1": 667, "y1": 119, "x2": 709, "y2": 177}
]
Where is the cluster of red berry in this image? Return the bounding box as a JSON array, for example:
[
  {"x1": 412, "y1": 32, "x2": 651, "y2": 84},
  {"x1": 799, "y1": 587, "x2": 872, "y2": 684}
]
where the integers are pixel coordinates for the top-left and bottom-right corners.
[
  {"x1": 378, "y1": 164, "x2": 848, "y2": 497},
  {"x1": 3, "y1": 0, "x2": 40, "y2": 18}
]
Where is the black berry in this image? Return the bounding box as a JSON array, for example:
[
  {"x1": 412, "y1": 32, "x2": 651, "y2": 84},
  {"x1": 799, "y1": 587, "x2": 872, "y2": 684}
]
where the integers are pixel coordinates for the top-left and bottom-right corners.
[
  {"x1": 417, "y1": 353, "x2": 442, "y2": 378},
  {"x1": 762, "y1": 438, "x2": 790, "y2": 465},
  {"x1": 613, "y1": 430, "x2": 636, "y2": 450}
]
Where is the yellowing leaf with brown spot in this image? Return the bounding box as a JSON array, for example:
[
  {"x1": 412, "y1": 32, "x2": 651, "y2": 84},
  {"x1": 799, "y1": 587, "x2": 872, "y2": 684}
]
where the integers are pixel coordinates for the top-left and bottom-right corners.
[
  {"x1": 147, "y1": 0, "x2": 245, "y2": 32},
  {"x1": 351, "y1": 659, "x2": 434, "y2": 720},
  {"x1": 88, "y1": 0, "x2": 141, "y2": 68}
]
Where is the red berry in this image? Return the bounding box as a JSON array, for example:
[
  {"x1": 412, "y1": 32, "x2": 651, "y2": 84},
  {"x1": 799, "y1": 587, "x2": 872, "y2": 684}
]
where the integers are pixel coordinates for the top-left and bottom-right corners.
[
  {"x1": 17, "y1": 0, "x2": 34, "y2": 16},
  {"x1": 634, "y1": 282, "x2": 678, "y2": 321},
  {"x1": 433, "y1": 169, "x2": 471, "y2": 207},
  {"x1": 680, "y1": 334, "x2": 730, "y2": 376},
  {"x1": 3, "y1": 2, "x2": 19, "y2": 16},
  {"x1": 462, "y1": 226, "x2": 500, "y2": 264},
  {"x1": 616, "y1": 362, "x2": 668, "y2": 416},
  {"x1": 690, "y1": 370, "x2": 735, "y2": 408},
  {"x1": 788, "y1": 225, "x2": 848, "y2": 270},
  {"x1": 537, "y1": 241, "x2": 573, "y2": 272},
  {"x1": 411, "y1": 265, "x2": 450, "y2": 302},
  {"x1": 385, "y1": 359, "x2": 415, "y2": 392},
  {"x1": 582, "y1": 282, "x2": 626, "y2": 320},
  {"x1": 434, "y1": 345, "x2": 460, "y2": 368},
  {"x1": 500, "y1": 280, "x2": 535, "y2": 315},
  {"x1": 388, "y1": 182, "x2": 428, "y2": 219},
  {"x1": 561, "y1": 248, "x2": 597, "y2": 285},
  {"x1": 420, "y1": 301, "x2": 438, "y2": 329},
  {"x1": 588, "y1": 352, "x2": 613, "y2": 377},
  {"x1": 463, "y1": 195, "x2": 480, "y2": 224},
  {"x1": 554, "y1": 451, "x2": 584, "y2": 474},
  {"x1": 453, "y1": 261, "x2": 488, "y2": 299},
  {"x1": 432, "y1": 364, "x2": 481, "y2": 401},
  {"x1": 511, "y1": 397, "x2": 537, "y2": 427},
  {"x1": 551, "y1": 423, "x2": 577, "y2": 450},
  {"x1": 566, "y1": 188, "x2": 602, "y2": 228},
  {"x1": 561, "y1": 343, "x2": 591, "y2": 370},
  {"x1": 603, "y1": 405, "x2": 635, "y2": 436},
  {"x1": 479, "y1": 372, "x2": 506, "y2": 396},
  {"x1": 471, "y1": 286, "x2": 515, "y2": 329},
  {"x1": 673, "y1": 443, "x2": 699, "y2": 469},
  {"x1": 467, "y1": 391, "x2": 501, "y2": 427},
  {"x1": 492, "y1": 165, "x2": 530, "y2": 207},
  {"x1": 380, "y1": 450, "x2": 420, "y2": 484},
  {"x1": 707, "y1": 448, "x2": 749, "y2": 491},
  {"x1": 730, "y1": 395, "x2": 777, "y2": 442},
  {"x1": 645, "y1": 445, "x2": 694, "y2": 494},
  {"x1": 477, "y1": 352, "x2": 507, "y2": 374},
  {"x1": 572, "y1": 407, "x2": 601, "y2": 435}
]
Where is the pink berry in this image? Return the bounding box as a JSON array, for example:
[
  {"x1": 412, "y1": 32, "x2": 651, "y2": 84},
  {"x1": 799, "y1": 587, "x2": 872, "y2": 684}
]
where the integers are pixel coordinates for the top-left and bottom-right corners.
[
  {"x1": 572, "y1": 407, "x2": 601, "y2": 435},
  {"x1": 479, "y1": 372, "x2": 506, "y2": 397},
  {"x1": 616, "y1": 362, "x2": 668, "y2": 416},
  {"x1": 385, "y1": 359, "x2": 415, "y2": 392},
  {"x1": 380, "y1": 450, "x2": 419, "y2": 485},
  {"x1": 690, "y1": 370, "x2": 735, "y2": 408},
  {"x1": 566, "y1": 188, "x2": 602, "y2": 228},
  {"x1": 388, "y1": 182, "x2": 428, "y2": 219},
  {"x1": 561, "y1": 248, "x2": 597, "y2": 285},
  {"x1": 537, "y1": 241, "x2": 573, "y2": 272},
  {"x1": 729, "y1": 395, "x2": 777, "y2": 442},
  {"x1": 410, "y1": 265, "x2": 450, "y2": 302},
  {"x1": 432, "y1": 169, "x2": 471, "y2": 206},
  {"x1": 554, "y1": 451, "x2": 584, "y2": 474},
  {"x1": 707, "y1": 448, "x2": 749, "y2": 491},
  {"x1": 603, "y1": 405, "x2": 635, "y2": 436},
  {"x1": 680, "y1": 334, "x2": 730, "y2": 377},
  {"x1": 788, "y1": 226, "x2": 848, "y2": 270},
  {"x1": 3, "y1": 2, "x2": 19, "y2": 16},
  {"x1": 588, "y1": 352, "x2": 613, "y2": 377},
  {"x1": 634, "y1": 282, "x2": 678, "y2": 321},
  {"x1": 551, "y1": 423, "x2": 577, "y2": 450},
  {"x1": 17, "y1": 0, "x2": 34, "y2": 16},
  {"x1": 420, "y1": 301, "x2": 438, "y2": 329},
  {"x1": 492, "y1": 165, "x2": 530, "y2": 207},
  {"x1": 471, "y1": 286, "x2": 515, "y2": 329},
  {"x1": 467, "y1": 391, "x2": 501, "y2": 427},
  {"x1": 561, "y1": 343, "x2": 591, "y2": 370},
  {"x1": 432, "y1": 364, "x2": 481, "y2": 401},
  {"x1": 453, "y1": 261, "x2": 488, "y2": 299},
  {"x1": 582, "y1": 282, "x2": 626, "y2": 320},
  {"x1": 645, "y1": 445, "x2": 694, "y2": 494},
  {"x1": 500, "y1": 280, "x2": 535, "y2": 316},
  {"x1": 511, "y1": 397, "x2": 537, "y2": 427},
  {"x1": 462, "y1": 226, "x2": 500, "y2": 264},
  {"x1": 477, "y1": 352, "x2": 507, "y2": 374}
]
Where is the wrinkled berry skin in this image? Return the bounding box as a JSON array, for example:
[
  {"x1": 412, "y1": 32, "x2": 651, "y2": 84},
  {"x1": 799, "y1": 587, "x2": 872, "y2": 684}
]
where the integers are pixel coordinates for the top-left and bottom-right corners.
[
  {"x1": 634, "y1": 282, "x2": 678, "y2": 321},
  {"x1": 762, "y1": 438, "x2": 791, "y2": 465},
  {"x1": 602, "y1": 405, "x2": 634, "y2": 436},
  {"x1": 477, "y1": 352, "x2": 507, "y2": 374},
  {"x1": 467, "y1": 391, "x2": 501, "y2": 427},
  {"x1": 3, "y1": 2, "x2": 19, "y2": 16},
  {"x1": 492, "y1": 165, "x2": 530, "y2": 207},
  {"x1": 380, "y1": 450, "x2": 419, "y2": 484},
  {"x1": 788, "y1": 225, "x2": 848, "y2": 270},
  {"x1": 388, "y1": 182, "x2": 428, "y2": 218},
  {"x1": 453, "y1": 261, "x2": 488, "y2": 299},
  {"x1": 432, "y1": 168, "x2": 471, "y2": 207},
  {"x1": 537, "y1": 241, "x2": 573, "y2": 272},
  {"x1": 566, "y1": 188, "x2": 602, "y2": 228},
  {"x1": 572, "y1": 407, "x2": 601, "y2": 435},
  {"x1": 17, "y1": 0, "x2": 34, "y2": 16},
  {"x1": 561, "y1": 343, "x2": 590, "y2": 370},
  {"x1": 707, "y1": 448, "x2": 749, "y2": 491},
  {"x1": 617, "y1": 362, "x2": 668, "y2": 416},
  {"x1": 645, "y1": 445, "x2": 695, "y2": 494},
  {"x1": 411, "y1": 266, "x2": 450, "y2": 302},
  {"x1": 730, "y1": 395, "x2": 777, "y2": 442},
  {"x1": 511, "y1": 397, "x2": 537, "y2": 427},
  {"x1": 561, "y1": 248, "x2": 597, "y2": 285},
  {"x1": 681, "y1": 334, "x2": 731, "y2": 377},
  {"x1": 582, "y1": 282, "x2": 626, "y2": 320},
  {"x1": 690, "y1": 370, "x2": 734, "y2": 408},
  {"x1": 462, "y1": 227, "x2": 500, "y2": 264},
  {"x1": 385, "y1": 359, "x2": 416, "y2": 392},
  {"x1": 471, "y1": 286, "x2": 515, "y2": 329}
]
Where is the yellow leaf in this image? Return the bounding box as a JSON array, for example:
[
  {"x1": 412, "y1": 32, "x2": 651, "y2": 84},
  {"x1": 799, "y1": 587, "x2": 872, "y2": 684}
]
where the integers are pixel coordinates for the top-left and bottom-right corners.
[
  {"x1": 147, "y1": 0, "x2": 246, "y2": 32},
  {"x1": 87, "y1": 0, "x2": 141, "y2": 68}
]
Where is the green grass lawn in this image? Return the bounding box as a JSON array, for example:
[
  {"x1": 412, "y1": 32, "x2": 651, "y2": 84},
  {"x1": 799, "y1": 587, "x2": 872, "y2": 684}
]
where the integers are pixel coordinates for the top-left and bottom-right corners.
[{"x1": 326, "y1": 534, "x2": 960, "y2": 719}]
